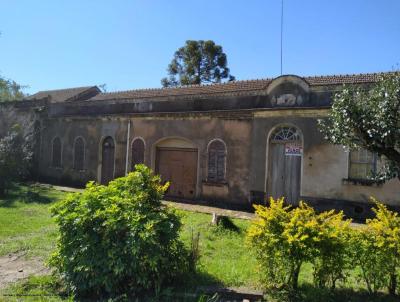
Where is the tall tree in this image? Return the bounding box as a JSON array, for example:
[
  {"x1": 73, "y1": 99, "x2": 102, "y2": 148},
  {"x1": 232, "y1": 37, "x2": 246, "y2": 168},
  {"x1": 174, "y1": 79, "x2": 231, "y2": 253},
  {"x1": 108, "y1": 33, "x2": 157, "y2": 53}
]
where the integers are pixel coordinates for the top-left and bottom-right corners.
[
  {"x1": 0, "y1": 76, "x2": 26, "y2": 102},
  {"x1": 319, "y1": 72, "x2": 400, "y2": 180},
  {"x1": 161, "y1": 40, "x2": 235, "y2": 87}
]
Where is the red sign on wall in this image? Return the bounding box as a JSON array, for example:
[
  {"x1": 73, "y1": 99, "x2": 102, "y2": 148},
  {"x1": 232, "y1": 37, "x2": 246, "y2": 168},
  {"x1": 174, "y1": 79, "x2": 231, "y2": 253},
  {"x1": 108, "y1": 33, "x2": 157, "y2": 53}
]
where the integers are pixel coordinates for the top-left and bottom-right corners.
[{"x1": 285, "y1": 143, "x2": 303, "y2": 156}]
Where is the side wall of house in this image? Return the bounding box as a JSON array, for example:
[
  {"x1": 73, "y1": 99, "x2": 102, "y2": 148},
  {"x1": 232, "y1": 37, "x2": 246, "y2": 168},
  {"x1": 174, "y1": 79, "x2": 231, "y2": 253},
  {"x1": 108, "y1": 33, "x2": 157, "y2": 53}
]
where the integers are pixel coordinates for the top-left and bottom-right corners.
[
  {"x1": 38, "y1": 113, "x2": 253, "y2": 207},
  {"x1": 38, "y1": 117, "x2": 129, "y2": 186},
  {"x1": 303, "y1": 143, "x2": 400, "y2": 206}
]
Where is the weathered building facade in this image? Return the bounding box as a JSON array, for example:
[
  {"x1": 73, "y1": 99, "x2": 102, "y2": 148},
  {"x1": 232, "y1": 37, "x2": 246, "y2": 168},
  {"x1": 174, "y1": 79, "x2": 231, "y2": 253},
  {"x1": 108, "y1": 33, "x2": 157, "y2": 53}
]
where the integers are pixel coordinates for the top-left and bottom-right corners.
[{"x1": 4, "y1": 73, "x2": 399, "y2": 218}]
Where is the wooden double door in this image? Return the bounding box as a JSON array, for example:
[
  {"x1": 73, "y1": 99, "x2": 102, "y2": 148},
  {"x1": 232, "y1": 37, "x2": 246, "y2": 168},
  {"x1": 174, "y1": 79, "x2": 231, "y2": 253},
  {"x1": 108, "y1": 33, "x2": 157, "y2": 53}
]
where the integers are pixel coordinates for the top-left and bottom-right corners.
[
  {"x1": 156, "y1": 147, "x2": 198, "y2": 199},
  {"x1": 267, "y1": 141, "x2": 302, "y2": 205}
]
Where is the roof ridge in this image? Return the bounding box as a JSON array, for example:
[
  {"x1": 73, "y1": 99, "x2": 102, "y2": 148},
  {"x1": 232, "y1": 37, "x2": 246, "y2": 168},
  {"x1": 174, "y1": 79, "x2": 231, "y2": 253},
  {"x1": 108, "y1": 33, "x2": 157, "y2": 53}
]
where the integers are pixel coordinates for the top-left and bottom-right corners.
[
  {"x1": 99, "y1": 78, "x2": 273, "y2": 96},
  {"x1": 98, "y1": 71, "x2": 394, "y2": 96},
  {"x1": 34, "y1": 86, "x2": 96, "y2": 94},
  {"x1": 304, "y1": 71, "x2": 390, "y2": 79}
]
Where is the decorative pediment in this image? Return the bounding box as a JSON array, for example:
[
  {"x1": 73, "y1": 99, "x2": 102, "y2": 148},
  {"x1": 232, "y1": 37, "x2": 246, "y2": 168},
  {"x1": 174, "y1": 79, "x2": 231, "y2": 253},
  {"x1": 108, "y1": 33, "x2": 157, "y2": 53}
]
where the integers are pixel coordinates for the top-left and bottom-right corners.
[{"x1": 267, "y1": 75, "x2": 310, "y2": 107}]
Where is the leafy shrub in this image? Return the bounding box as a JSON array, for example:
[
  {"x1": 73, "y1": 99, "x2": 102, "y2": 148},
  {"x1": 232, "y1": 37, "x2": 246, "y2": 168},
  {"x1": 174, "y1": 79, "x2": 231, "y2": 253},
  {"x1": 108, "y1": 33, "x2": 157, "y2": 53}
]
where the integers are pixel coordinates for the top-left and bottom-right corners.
[
  {"x1": 0, "y1": 125, "x2": 33, "y2": 196},
  {"x1": 49, "y1": 165, "x2": 188, "y2": 299},
  {"x1": 352, "y1": 200, "x2": 400, "y2": 295},
  {"x1": 247, "y1": 198, "x2": 292, "y2": 289},
  {"x1": 247, "y1": 198, "x2": 351, "y2": 291},
  {"x1": 311, "y1": 210, "x2": 352, "y2": 289}
]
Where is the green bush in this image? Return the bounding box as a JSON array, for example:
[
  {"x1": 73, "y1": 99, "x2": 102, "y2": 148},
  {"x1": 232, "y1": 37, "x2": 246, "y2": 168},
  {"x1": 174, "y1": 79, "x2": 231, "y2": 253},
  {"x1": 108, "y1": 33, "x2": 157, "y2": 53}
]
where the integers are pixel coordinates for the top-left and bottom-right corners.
[
  {"x1": 49, "y1": 165, "x2": 188, "y2": 299},
  {"x1": 247, "y1": 198, "x2": 351, "y2": 291},
  {"x1": 311, "y1": 210, "x2": 352, "y2": 290},
  {"x1": 248, "y1": 197, "x2": 400, "y2": 296},
  {"x1": 352, "y1": 200, "x2": 400, "y2": 295}
]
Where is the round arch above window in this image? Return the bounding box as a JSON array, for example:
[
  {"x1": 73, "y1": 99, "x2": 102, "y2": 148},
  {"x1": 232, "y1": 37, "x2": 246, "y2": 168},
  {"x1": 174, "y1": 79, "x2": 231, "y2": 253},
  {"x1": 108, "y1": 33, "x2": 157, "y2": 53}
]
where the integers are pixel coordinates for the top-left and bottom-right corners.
[{"x1": 270, "y1": 126, "x2": 301, "y2": 142}]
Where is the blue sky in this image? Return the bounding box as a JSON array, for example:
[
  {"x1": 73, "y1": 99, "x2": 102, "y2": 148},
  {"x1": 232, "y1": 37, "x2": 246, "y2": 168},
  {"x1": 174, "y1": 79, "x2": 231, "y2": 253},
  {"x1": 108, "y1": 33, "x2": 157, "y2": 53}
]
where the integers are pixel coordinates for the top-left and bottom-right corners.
[{"x1": 0, "y1": 0, "x2": 399, "y2": 94}]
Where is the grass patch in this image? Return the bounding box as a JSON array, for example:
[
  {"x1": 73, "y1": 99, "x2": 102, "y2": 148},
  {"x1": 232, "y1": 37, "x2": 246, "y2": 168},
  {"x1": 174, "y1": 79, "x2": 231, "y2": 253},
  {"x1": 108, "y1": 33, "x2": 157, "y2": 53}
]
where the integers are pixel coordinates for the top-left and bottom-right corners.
[
  {"x1": 0, "y1": 184, "x2": 64, "y2": 258},
  {"x1": 178, "y1": 211, "x2": 259, "y2": 288},
  {"x1": 0, "y1": 275, "x2": 71, "y2": 302}
]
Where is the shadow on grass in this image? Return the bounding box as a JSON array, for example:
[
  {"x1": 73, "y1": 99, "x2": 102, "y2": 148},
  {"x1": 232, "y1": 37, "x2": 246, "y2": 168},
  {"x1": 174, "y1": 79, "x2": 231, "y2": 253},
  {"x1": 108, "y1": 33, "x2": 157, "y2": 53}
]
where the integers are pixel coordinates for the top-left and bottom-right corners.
[
  {"x1": 158, "y1": 270, "x2": 224, "y2": 302},
  {"x1": 217, "y1": 216, "x2": 241, "y2": 233},
  {"x1": 3, "y1": 271, "x2": 223, "y2": 302},
  {"x1": 267, "y1": 284, "x2": 399, "y2": 302},
  {"x1": 0, "y1": 183, "x2": 54, "y2": 207}
]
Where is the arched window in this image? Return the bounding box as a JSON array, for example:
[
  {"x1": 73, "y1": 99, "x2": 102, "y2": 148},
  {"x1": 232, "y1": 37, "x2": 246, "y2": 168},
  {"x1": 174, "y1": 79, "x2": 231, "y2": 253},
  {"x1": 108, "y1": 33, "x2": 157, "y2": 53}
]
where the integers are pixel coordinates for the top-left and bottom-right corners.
[
  {"x1": 207, "y1": 140, "x2": 226, "y2": 183},
  {"x1": 101, "y1": 136, "x2": 115, "y2": 184},
  {"x1": 74, "y1": 137, "x2": 85, "y2": 171},
  {"x1": 132, "y1": 138, "x2": 145, "y2": 170},
  {"x1": 271, "y1": 126, "x2": 301, "y2": 141},
  {"x1": 52, "y1": 137, "x2": 62, "y2": 167}
]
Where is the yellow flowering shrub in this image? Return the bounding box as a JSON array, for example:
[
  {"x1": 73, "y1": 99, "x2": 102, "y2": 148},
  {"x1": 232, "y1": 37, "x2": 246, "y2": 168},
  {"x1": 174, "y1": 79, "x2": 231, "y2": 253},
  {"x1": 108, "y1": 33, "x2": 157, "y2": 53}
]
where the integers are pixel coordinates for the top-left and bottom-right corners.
[
  {"x1": 352, "y1": 199, "x2": 400, "y2": 295},
  {"x1": 247, "y1": 198, "x2": 292, "y2": 289},
  {"x1": 311, "y1": 209, "x2": 352, "y2": 289},
  {"x1": 248, "y1": 197, "x2": 400, "y2": 295},
  {"x1": 247, "y1": 198, "x2": 351, "y2": 291}
]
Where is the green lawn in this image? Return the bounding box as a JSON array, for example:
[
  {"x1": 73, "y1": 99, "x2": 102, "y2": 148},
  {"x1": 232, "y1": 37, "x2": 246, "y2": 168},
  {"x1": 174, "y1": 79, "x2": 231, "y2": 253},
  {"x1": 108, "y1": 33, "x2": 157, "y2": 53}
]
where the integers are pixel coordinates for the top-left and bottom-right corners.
[
  {"x1": 0, "y1": 184, "x2": 64, "y2": 259},
  {"x1": 0, "y1": 184, "x2": 398, "y2": 301}
]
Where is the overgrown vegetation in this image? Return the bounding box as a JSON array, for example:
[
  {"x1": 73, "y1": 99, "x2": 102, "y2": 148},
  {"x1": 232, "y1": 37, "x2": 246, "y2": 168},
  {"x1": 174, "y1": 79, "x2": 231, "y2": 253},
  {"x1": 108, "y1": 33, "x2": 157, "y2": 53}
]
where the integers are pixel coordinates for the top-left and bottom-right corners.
[
  {"x1": 247, "y1": 197, "x2": 400, "y2": 299},
  {"x1": 0, "y1": 106, "x2": 36, "y2": 197},
  {"x1": 49, "y1": 165, "x2": 189, "y2": 299},
  {"x1": 0, "y1": 126, "x2": 33, "y2": 197},
  {"x1": 1, "y1": 184, "x2": 400, "y2": 301}
]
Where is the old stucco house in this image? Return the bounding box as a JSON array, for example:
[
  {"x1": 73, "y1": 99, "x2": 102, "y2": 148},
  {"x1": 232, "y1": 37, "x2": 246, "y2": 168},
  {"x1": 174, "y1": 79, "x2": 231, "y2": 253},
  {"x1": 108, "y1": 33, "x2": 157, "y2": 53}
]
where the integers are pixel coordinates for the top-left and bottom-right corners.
[{"x1": 3, "y1": 72, "x2": 399, "y2": 218}]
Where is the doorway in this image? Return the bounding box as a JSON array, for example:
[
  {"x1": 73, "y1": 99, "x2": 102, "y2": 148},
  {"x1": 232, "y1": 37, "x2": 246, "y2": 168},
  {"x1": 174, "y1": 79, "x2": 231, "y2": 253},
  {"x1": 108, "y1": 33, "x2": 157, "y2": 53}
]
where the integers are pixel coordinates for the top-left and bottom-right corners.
[{"x1": 267, "y1": 126, "x2": 302, "y2": 205}]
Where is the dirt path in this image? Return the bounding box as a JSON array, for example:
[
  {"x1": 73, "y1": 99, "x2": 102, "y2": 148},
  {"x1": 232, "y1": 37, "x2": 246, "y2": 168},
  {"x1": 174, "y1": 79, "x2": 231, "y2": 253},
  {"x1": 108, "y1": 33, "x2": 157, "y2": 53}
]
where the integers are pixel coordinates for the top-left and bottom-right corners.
[
  {"x1": 39, "y1": 183, "x2": 256, "y2": 220},
  {"x1": 0, "y1": 253, "x2": 49, "y2": 290}
]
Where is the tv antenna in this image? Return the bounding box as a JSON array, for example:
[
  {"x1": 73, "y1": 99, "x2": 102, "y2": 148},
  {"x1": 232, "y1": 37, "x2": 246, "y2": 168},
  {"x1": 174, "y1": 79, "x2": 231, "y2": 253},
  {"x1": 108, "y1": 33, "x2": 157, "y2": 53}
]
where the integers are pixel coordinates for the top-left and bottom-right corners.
[{"x1": 280, "y1": 0, "x2": 284, "y2": 75}]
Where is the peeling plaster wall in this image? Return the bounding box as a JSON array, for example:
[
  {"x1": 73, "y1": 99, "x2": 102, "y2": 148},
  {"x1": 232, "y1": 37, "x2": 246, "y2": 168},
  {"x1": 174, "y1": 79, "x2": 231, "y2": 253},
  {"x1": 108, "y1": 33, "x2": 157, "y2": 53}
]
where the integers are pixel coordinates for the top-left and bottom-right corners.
[
  {"x1": 38, "y1": 117, "x2": 128, "y2": 186},
  {"x1": 38, "y1": 114, "x2": 253, "y2": 206},
  {"x1": 130, "y1": 115, "x2": 252, "y2": 205},
  {"x1": 303, "y1": 143, "x2": 400, "y2": 205}
]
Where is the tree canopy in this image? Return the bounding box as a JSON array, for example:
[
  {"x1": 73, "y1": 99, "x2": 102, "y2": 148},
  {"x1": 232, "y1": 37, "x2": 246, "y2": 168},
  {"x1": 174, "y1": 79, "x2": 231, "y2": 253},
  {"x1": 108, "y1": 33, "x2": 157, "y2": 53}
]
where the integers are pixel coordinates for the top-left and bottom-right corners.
[
  {"x1": 161, "y1": 40, "x2": 235, "y2": 87},
  {"x1": 0, "y1": 76, "x2": 26, "y2": 102},
  {"x1": 319, "y1": 72, "x2": 400, "y2": 180}
]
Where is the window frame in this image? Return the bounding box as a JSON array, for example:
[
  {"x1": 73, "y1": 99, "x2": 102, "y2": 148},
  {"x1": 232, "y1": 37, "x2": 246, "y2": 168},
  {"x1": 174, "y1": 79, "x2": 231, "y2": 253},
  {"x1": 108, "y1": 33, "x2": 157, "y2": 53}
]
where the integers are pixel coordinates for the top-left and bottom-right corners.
[
  {"x1": 207, "y1": 139, "x2": 227, "y2": 184},
  {"x1": 348, "y1": 148, "x2": 378, "y2": 180},
  {"x1": 51, "y1": 136, "x2": 62, "y2": 168},
  {"x1": 73, "y1": 136, "x2": 86, "y2": 171},
  {"x1": 131, "y1": 137, "x2": 145, "y2": 170}
]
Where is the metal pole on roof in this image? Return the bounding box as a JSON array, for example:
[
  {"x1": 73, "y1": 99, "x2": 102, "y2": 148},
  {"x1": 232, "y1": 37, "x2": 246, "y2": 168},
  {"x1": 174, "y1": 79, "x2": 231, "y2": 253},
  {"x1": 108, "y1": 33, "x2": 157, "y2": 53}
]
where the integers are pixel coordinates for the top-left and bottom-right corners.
[{"x1": 280, "y1": 0, "x2": 284, "y2": 75}]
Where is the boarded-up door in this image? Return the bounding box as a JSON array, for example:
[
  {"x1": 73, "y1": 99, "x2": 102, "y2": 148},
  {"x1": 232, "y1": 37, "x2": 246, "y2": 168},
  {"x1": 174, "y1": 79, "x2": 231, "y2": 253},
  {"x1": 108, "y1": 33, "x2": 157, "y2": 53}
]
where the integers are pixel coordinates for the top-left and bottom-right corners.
[
  {"x1": 267, "y1": 127, "x2": 302, "y2": 205},
  {"x1": 101, "y1": 137, "x2": 115, "y2": 184},
  {"x1": 156, "y1": 147, "x2": 197, "y2": 199}
]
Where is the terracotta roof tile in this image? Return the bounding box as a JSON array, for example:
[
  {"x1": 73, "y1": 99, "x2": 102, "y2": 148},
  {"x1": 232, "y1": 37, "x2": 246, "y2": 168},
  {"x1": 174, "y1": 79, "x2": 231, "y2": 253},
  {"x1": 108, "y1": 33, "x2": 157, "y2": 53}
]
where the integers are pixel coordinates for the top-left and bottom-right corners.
[
  {"x1": 91, "y1": 79, "x2": 270, "y2": 101},
  {"x1": 305, "y1": 72, "x2": 388, "y2": 85},
  {"x1": 89, "y1": 72, "x2": 390, "y2": 101},
  {"x1": 26, "y1": 86, "x2": 99, "y2": 103}
]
